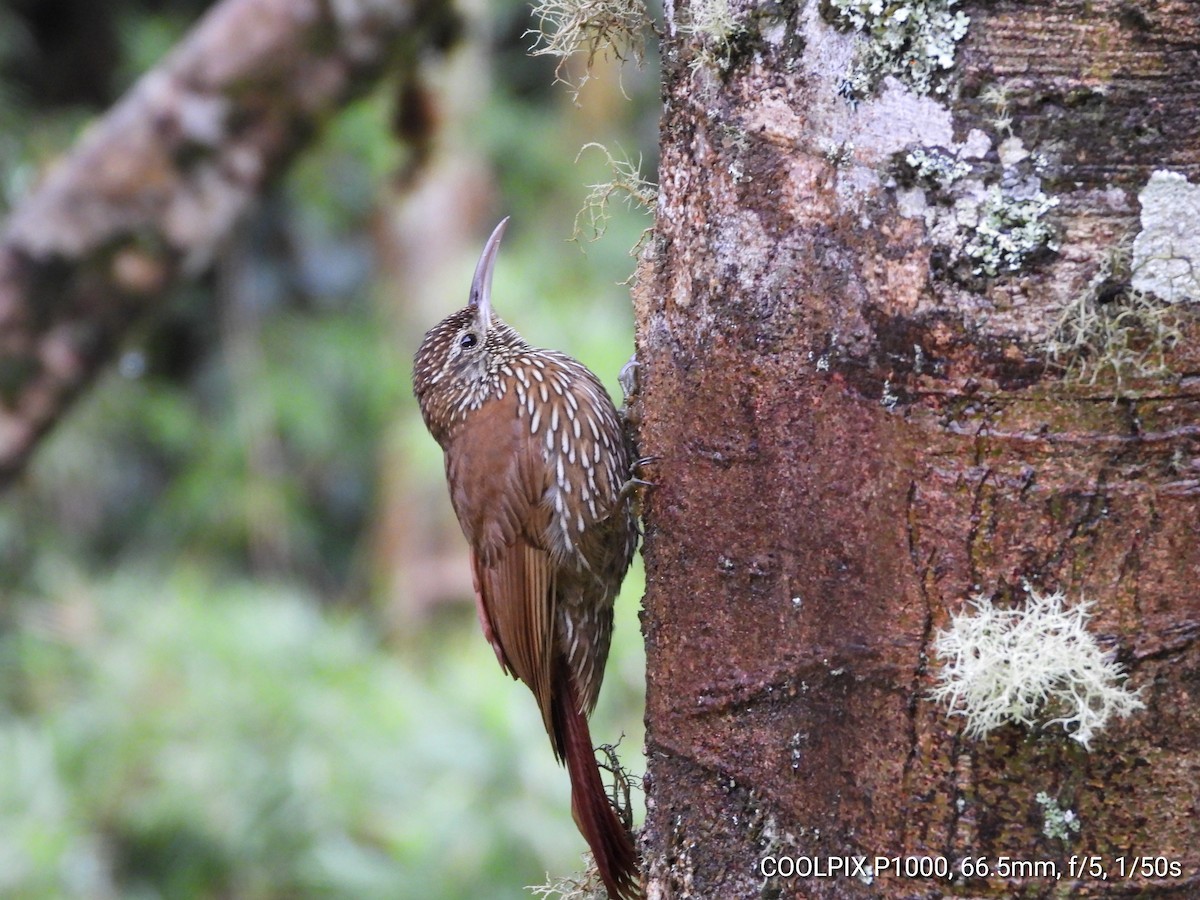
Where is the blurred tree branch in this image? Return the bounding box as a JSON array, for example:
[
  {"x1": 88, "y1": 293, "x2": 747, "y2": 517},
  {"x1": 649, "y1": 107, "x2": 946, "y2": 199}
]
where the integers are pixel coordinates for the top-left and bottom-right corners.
[{"x1": 0, "y1": 0, "x2": 453, "y2": 487}]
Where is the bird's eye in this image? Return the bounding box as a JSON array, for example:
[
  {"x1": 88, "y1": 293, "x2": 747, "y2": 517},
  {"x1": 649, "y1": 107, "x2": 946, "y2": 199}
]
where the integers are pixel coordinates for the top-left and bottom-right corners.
[{"x1": 459, "y1": 332, "x2": 479, "y2": 350}]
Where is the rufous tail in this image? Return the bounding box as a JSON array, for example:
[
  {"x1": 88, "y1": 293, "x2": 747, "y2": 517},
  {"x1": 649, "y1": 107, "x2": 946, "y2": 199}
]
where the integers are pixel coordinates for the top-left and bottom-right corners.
[{"x1": 552, "y1": 658, "x2": 643, "y2": 900}]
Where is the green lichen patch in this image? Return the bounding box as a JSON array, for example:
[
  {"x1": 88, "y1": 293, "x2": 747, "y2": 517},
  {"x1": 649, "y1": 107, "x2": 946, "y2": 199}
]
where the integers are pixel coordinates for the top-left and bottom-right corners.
[
  {"x1": 961, "y1": 184, "x2": 1059, "y2": 277},
  {"x1": 1035, "y1": 792, "x2": 1081, "y2": 843},
  {"x1": 903, "y1": 146, "x2": 970, "y2": 186},
  {"x1": 825, "y1": 0, "x2": 969, "y2": 98},
  {"x1": 893, "y1": 135, "x2": 1060, "y2": 281},
  {"x1": 894, "y1": 145, "x2": 971, "y2": 203}
]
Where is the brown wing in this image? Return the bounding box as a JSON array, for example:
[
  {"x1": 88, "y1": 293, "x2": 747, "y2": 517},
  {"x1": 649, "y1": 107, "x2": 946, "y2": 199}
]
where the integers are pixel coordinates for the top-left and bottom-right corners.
[
  {"x1": 528, "y1": 355, "x2": 635, "y2": 715},
  {"x1": 478, "y1": 540, "x2": 557, "y2": 740},
  {"x1": 445, "y1": 392, "x2": 558, "y2": 739}
]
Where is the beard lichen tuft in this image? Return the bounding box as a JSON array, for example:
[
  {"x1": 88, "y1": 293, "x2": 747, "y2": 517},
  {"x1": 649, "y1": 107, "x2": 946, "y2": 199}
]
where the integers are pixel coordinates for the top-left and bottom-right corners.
[{"x1": 930, "y1": 587, "x2": 1144, "y2": 749}]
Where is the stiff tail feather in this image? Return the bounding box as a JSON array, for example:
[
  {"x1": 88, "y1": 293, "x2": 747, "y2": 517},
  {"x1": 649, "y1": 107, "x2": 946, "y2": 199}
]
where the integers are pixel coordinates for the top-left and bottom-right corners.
[{"x1": 552, "y1": 658, "x2": 642, "y2": 900}]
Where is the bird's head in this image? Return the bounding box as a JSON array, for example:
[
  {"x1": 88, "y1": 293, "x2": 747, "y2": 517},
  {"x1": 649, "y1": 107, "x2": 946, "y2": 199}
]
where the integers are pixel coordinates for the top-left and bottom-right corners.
[{"x1": 413, "y1": 217, "x2": 527, "y2": 440}]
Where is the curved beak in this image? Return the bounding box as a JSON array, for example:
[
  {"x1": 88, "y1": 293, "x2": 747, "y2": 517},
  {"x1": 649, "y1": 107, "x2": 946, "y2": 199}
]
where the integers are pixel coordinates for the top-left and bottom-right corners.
[{"x1": 468, "y1": 217, "x2": 509, "y2": 323}]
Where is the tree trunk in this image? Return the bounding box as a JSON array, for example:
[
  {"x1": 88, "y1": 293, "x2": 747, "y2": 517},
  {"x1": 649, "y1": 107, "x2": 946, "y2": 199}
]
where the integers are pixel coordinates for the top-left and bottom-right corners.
[{"x1": 635, "y1": 1, "x2": 1200, "y2": 897}]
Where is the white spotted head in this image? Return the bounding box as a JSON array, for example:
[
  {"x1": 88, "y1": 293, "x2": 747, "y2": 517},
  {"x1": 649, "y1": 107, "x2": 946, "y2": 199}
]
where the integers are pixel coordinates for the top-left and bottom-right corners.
[{"x1": 412, "y1": 217, "x2": 528, "y2": 443}]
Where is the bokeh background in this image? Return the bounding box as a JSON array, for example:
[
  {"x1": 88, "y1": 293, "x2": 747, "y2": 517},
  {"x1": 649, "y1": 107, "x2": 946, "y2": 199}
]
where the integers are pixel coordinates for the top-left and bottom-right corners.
[{"x1": 0, "y1": 0, "x2": 659, "y2": 896}]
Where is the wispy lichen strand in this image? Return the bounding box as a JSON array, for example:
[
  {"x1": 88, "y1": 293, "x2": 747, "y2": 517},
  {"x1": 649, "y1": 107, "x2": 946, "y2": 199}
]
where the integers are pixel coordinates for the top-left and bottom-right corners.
[
  {"x1": 683, "y1": 0, "x2": 745, "y2": 71},
  {"x1": 527, "y1": 0, "x2": 649, "y2": 97},
  {"x1": 572, "y1": 142, "x2": 656, "y2": 247},
  {"x1": 528, "y1": 857, "x2": 608, "y2": 900},
  {"x1": 1048, "y1": 251, "x2": 1182, "y2": 389}
]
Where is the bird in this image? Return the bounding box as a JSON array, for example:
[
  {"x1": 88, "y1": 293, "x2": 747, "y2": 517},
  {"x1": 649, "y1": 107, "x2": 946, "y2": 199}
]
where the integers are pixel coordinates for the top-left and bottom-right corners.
[{"x1": 412, "y1": 218, "x2": 642, "y2": 899}]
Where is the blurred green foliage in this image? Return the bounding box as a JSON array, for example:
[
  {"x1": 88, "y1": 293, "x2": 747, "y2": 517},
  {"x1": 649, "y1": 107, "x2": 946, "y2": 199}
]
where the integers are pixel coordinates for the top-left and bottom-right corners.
[
  {"x1": 0, "y1": 0, "x2": 658, "y2": 896},
  {"x1": 0, "y1": 566, "x2": 635, "y2": 898}
]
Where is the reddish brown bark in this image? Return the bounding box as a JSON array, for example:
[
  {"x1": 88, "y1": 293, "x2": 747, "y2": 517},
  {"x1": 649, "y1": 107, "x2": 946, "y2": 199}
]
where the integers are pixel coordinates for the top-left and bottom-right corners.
[
  {"x1": 0, "y1": 0, "x2": 453, "y2": 486},
  {"x1": 635, "y1": 1, "x2": 1200, "y2": 897}
]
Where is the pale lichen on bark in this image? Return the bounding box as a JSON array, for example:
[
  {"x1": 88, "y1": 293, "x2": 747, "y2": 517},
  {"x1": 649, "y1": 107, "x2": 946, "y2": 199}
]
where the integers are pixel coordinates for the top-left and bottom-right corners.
[
  {"x1": 1131, "y1": 170, "x2": 1200, "y2": 304},
  {"x1": 800, "y1": 0, "x2": 1200, "y2": 368}
]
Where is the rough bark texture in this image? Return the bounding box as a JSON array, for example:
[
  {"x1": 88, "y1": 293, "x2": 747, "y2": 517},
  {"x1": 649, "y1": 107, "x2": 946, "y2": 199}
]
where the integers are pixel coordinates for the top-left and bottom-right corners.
[
  {"x1": 0, "y1": 0, "x2": 452, "y2": 486},
  {"x1": 636, "y1": 1, "x2": 1200, "y2": 897}
]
